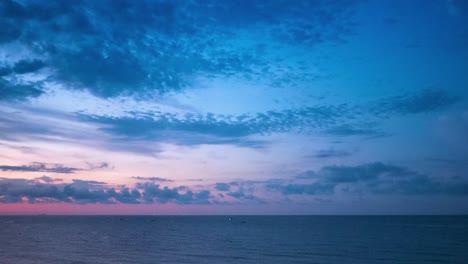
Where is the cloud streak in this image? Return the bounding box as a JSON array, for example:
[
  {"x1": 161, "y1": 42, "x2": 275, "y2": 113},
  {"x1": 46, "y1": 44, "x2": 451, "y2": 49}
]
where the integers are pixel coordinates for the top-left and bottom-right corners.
[
  {"x1": 0, "y1": 162, "x2": 81, "y2": 174},
  {"x1": 77, "y1": 88, "x2": 459, "y2": 147},
  {"x1": 131, "y1": 176, "x2": 174, "y2": 182}
]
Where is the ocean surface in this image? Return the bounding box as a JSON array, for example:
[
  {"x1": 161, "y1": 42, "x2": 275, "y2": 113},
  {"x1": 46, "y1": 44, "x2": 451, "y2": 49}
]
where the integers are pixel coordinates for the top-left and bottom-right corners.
[{"x1": 0, "y1": 216, "x2": 467, "y2": 264}]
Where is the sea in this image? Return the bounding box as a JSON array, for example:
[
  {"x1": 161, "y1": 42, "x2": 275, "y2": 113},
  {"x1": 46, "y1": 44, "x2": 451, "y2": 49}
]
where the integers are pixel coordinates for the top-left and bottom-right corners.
[{"x1": 0, "y1": 216, "x2": 467, "y2": 264}]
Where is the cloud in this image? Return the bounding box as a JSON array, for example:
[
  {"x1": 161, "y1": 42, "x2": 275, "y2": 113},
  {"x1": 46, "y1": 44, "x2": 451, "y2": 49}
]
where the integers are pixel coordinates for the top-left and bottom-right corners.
[
  {"x1": 227, "y1": 189, "x2": 259, "y2": 201},
  {"x1": 323, "y1": 124, "x2": 385, "y2": 137},
  {"x1": 0, "y1": 162, "x2": 81, "y2": 174},
  {"x1": 0, "y1": 78, "x2": 44, "y2": 101},
  {"x1": 0, "y1": 178, "x2": 66, "y2": 204},
  {"x1": 77, "y1": 104, "x2": 351, "y2": 146},
  {"x1": 136, "y1": 182, "x2": 211, "y2": 204},
  {"x1": 131, "y1": 176, "x2": 174, "y2": 182},
  {"x1": 0, "y1": 66, "x2": 12, "y2": 77},
  {"x1": 0, "y1": 177, "x2": 213, "y2": 204},
  {"x1": 312, "y1": 149, "x2": 352, "y2": 159},
  {"x1": 108, "y1": 187, "x2": 141, "y2": 204},
  {"x1": 269, "y1": 162, "x2": 468, "y2": 196},
  {"x1": 267, "y1": 182, "x2": 335, "y2": 195},
  {"x1": 0, "y1": 87, "x2": 460, "y2": 153},
  {"x1": 215, "y1": 183, "x2": 231, "y2": 191},
  {"x1": 0, "y1": 0, "x2": 358, "y2": 98},
  {"x1": 35, "y1": 175, "x2": 63, "y2": 183},
  {"x1": 12, "y1": 59, "x2": 46, "y2": 74},
  {"x1": 77, "y1": 89, "x2": 459, "y2": 147},
  {"x1": 372, "y1": 89, "x2": 461, "y2": 116},
  {"x1": 87, "y1": 162, "x2": 111, "y2": 170}
]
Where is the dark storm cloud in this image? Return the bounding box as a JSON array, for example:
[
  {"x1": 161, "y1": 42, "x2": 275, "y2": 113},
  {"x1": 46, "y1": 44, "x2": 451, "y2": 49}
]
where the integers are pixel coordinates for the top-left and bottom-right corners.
[
  {"x1": 0, "y1": 0, "x2": 358, "y2": 98},
  {"x1": 0, "y1": 162, "x2": 81, "y2": 174},
  {"x1": 0, "y1": 177, "x2": 213, "y2": 204},
  {"x1": 268, "y1": 162, "x2": 468, "y2": 196}
]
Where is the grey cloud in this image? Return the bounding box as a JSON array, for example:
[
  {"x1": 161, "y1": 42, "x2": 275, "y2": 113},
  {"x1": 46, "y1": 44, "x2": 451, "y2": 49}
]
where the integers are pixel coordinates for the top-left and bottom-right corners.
[
  {"x1": 0, "y1": 108, "x2": 56, "y2": 140},
  {"x1": 108, "y1": 187, "x2": 141, "y2": 204},
  {"x1": 0, "y1": 78, "x2": 44, "y2": 101},
  {"x1": 131, "y1": 176, "x2": 174, "y2": 182},
  {"x1": 87, "y1": 162, "x2": 111, "y2": 170},
  {"x1": 0, "y1": 177, "x2": 213, "y2": 204},
  {"x1": 0, "y1": 162, "x2": 81, "y2": 174},
  {"x1": 373, "y1": 89, "x2": 461, "y2": 116},
  {"x1": 270, "y1": 162, "x2": 468, "y2": 196},
  {"x1": 267, "y1": 182, "x2": 335, "y2": 195},
  {"x1": 77, "y1": 104, "x2": 350, "y2": 147},
  {"x1": 0, "y1": 177, "x2": 70, "y2": 204},
  {"x1": 212, "y1": 180, "x2": 268, "y2": 203},
  {"x1": 35, "y1": 175, "x2": 62, "y2": 183},
  {"x1": 215, "y1": 183, "x2": 231, "y2": 191},
  {"x1": 136, "y1": 182, "x2": 211, "y2": 204},
  {"x1": 312, "y1": 149, "x2": 352, "y2": 159},
  {"x1": 323, "y1": 124, "x2": 386, "y2": 137},
  {"x1": 227, "y1": 190, "x2": 257, "y2": 201}
]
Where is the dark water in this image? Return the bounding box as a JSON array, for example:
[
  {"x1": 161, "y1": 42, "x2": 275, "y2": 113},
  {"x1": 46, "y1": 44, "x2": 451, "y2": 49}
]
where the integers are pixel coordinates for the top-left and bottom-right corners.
[{"x1": 0, "y1": 216, "x2": 467, "y2": 264}]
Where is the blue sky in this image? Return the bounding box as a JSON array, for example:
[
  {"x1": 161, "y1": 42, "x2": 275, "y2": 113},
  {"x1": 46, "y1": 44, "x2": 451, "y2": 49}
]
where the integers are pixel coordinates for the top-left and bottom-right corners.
[{"x1": 0, "y1": 0, "x2": 467, "y2": 214}]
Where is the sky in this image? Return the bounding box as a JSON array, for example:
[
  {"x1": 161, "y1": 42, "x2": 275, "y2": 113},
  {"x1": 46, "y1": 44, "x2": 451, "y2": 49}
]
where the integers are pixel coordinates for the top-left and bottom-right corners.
[{"x1": 0, "y1": 0, "x2": 467, "y2": 215}]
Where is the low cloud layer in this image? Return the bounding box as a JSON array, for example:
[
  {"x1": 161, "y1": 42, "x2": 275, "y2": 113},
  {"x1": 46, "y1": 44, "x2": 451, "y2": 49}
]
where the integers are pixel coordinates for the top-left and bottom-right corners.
[
  {"x1": 0, "y1": 177, "x2": 212, "y2": 204},
  {"x1": 1, "y1": 162, "x2": 467, "y2": 205},
  {"x1": 268, "y1": 163, "x2": 468, "y2": 196}
]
